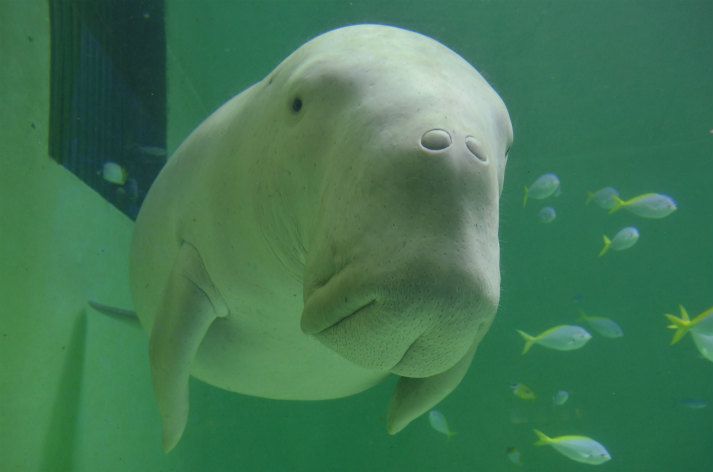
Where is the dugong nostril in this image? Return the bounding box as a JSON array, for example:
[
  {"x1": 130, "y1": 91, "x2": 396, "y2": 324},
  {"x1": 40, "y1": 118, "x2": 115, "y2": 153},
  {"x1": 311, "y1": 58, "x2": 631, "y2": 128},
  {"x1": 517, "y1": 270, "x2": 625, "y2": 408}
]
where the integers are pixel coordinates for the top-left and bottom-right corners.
[
  {"x1": 465, "y1": 136, "x2": 487, "y2": 163},
  {"x1": 420, "y1": 129, "x2": 452, "y2": 151}
]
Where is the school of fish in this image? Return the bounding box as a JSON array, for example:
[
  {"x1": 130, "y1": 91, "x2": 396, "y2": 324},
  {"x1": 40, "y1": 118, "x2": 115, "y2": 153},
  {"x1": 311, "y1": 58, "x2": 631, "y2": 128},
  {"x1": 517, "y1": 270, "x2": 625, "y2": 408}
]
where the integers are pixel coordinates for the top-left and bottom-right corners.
[{"x1": 427, "y1": 173, "x2": 707, "y2": 467}]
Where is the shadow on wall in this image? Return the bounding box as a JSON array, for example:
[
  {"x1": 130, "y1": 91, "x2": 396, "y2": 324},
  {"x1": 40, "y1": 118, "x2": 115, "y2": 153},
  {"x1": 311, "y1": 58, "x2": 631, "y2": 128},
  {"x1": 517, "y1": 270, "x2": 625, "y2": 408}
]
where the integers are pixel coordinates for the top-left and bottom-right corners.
[{"x1": 40, "y1": 313, "x2": 87, "y2": 471}]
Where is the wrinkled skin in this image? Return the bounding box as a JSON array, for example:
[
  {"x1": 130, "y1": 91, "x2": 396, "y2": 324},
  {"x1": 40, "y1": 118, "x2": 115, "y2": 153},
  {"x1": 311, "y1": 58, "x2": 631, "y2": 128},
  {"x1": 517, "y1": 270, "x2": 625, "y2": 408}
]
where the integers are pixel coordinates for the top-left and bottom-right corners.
[{"x1": 130, "y1": 24, "x2": 513, "y2": 452}]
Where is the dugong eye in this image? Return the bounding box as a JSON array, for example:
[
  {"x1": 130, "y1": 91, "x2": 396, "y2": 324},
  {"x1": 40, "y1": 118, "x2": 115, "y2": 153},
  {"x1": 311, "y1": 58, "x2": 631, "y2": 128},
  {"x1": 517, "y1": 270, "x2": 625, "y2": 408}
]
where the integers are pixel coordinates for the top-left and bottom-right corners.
[{"x1": 292, "y1": 97, "x2": 303, "y2": 113}]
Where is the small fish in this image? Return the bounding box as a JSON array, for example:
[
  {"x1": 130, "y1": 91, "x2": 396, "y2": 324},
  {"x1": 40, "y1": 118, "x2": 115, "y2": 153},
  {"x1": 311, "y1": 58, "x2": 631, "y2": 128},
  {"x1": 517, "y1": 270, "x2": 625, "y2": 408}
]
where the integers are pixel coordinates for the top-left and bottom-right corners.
[
  {"x1": 692, "y1": 331, "x2": 713, "y2": 363},
  {"x1": 428, "y1": 410, "x2": 456, "y2": 438},
  {"x1": 511, "y1": 383, "x2": 537, "y2": 401},
  {"x1": 523, "y1": 173, "x2": 560, "y2": 207},
  {"x1": 553, "y1": 390, "x2": 570, "y2": 406},
  {"x1": 578, "y1": 311, "x2": 623, "y2": 338},
  {"x1": 609, "y1": 193, "x2": 676, "y2": 218},
  {"x1": 665, "y1": 305, "x2": 713, "y2": 344},
  {"x1": 537, "y1": 206, "x2": 556, "y2": 223},
  {"x1": 586, "y1": 187, "x2": 620, "y2": 210},
  {"x1": 506, "y1": 447, "x2": 523, "y2": 466},
  {"x1": 137, "y1": 145, "x2": 168, "y2": 158},
  {"x1": 517, "y1": 325, "x2": 592, "y2": 354},
  {"x1": 101, "y1": 162, "x2": 128, "y2": 185},
  {"x1": 598, "y1": 227, "x2": 639, "y2": 257},
  {"x1": 533, "y1": 429, "x2": 611, "y2": 465},
  {"x1": 679, "y1": 399, "x2": 708, "y2": 409}
]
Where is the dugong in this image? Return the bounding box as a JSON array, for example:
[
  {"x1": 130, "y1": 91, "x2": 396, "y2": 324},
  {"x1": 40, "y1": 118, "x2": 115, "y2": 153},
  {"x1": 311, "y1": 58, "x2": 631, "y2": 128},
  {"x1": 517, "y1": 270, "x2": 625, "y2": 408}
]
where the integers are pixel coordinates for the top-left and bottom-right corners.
[{"x1": 130, "y1": 24, "x2": 513, "y2": 451}]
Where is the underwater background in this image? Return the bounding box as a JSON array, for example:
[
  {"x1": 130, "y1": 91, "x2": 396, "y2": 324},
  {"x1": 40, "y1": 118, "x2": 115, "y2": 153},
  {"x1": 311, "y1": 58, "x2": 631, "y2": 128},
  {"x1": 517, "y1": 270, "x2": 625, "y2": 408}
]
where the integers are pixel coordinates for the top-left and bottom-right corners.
[{"x1": 1, "y1": 0, "x2": 711, "y2": 471}]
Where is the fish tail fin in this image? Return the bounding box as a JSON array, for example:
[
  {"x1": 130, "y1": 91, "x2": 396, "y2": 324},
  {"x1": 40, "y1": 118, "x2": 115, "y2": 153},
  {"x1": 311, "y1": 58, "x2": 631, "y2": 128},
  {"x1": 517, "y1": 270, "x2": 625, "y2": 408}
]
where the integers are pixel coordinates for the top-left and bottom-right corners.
[
  {"x1": 665, "y1": 305, "x2": 691, "y2": 345},
  {"x1": 598, "y1": 235, "x2": 612, "y2": 257},
  {"x1": 578, "y1": 310, "x2": 589, "y2": 322},
  {"x1": 585, "y1": 191, "x2": 595, "y2": 205},
  {"x1": 690, "y1": 306, "x2": 713, "y2": 326},
  {"x1": 517, "y1": 330, "x2": 536, "y2": 354},
  {"x1": 523, "y1": 186, "x2": 529, "y2": 207},
  {"x1": 608, "y1": 195, "x2": 626, "y2": 214},
  {"x1": 533, "y1": 429, "x2": 551, "y2": 446}
]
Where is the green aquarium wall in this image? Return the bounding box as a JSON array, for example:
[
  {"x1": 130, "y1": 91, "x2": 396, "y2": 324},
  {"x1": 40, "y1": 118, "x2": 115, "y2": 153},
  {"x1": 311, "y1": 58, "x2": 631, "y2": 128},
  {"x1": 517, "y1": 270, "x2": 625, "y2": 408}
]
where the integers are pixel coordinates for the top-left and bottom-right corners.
[{"x1": 1, "y1": 1, "x2": 711, "y2": 471}]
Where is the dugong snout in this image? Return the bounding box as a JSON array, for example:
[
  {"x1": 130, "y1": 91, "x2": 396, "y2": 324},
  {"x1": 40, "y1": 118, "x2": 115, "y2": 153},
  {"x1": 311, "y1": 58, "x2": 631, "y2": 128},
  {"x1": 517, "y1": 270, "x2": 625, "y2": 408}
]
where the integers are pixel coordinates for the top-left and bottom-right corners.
[{"x1": 300, "y1": 114, "x2": 504, "y2": 380}]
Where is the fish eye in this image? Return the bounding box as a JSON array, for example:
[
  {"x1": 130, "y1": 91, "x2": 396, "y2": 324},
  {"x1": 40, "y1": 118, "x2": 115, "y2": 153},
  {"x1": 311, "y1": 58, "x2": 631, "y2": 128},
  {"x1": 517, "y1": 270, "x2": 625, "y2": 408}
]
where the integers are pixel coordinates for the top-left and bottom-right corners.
[{"x1": 292, "y1": 97, "x2": 303, "y2": 113}]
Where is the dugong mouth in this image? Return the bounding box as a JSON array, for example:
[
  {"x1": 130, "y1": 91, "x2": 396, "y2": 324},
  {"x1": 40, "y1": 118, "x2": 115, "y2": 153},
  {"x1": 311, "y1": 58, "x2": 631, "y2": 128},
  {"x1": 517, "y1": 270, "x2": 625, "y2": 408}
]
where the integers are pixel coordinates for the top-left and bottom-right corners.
[
  {"x1": 300, "y1": 266, "x2": 378, "y2": 335},
  {"x1": 302, "y1": 291, "x2": 418, "y2": 373},
  {"x1": 300, "y1": 267, "x2": 416, "y2": 373},
  {"x1": 341, "y1": 299, "x2": 378, "y2": 326},
  {"x1": 304, "y1": 297, "x2": 378, "y2": 334},
  {"x1": 300, "y1": 268, "x2": 464, "y2": 376},
  {"x1": 303, "y1": 289, "x2": 465, "y2": 377}
]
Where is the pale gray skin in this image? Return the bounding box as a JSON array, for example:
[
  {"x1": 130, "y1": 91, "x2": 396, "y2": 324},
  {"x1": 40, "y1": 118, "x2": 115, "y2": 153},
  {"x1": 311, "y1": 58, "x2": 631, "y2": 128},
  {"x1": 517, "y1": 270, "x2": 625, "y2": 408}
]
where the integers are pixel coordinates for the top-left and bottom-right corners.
[{"x1": 130, "y1": 24, "x2": 513, "y2": 452}]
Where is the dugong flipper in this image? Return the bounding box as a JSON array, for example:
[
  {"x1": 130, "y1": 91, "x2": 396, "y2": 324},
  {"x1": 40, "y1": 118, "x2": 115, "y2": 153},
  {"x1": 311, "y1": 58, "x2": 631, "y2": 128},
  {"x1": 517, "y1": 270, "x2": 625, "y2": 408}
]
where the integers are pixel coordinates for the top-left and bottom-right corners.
[
  {"x1": 131, "y1": 24, "x2": 513, "y2": 451},
  {"x1": 149, "y1": 243, "x2": 229, "y2": 451},
  {"x1": 387, "y1": 316, "x2": 493, "y2": 434}
]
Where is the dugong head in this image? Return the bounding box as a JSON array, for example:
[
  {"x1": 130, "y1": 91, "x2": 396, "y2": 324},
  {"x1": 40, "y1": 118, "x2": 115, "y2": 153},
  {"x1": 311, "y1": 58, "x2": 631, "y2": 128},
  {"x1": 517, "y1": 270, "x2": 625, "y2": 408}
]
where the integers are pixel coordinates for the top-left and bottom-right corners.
[{"x1": 253, "y1": 24, "x2": 512, "y2": 416}]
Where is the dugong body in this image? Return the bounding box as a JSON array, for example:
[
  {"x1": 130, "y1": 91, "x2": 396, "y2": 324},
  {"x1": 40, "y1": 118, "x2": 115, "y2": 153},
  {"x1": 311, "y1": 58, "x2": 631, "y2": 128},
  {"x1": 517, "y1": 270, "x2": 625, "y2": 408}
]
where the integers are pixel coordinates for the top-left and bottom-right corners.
[{"x1": 130, "y1": 24, "x2": 513, "y2": 451}]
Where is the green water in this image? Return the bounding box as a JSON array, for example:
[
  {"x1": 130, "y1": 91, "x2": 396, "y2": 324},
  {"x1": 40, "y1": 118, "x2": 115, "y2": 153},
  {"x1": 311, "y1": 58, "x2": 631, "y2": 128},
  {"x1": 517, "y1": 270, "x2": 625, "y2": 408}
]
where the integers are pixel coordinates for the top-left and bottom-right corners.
[{"x1": 3, "y1": 1, "x2": 712, "y2": 471}]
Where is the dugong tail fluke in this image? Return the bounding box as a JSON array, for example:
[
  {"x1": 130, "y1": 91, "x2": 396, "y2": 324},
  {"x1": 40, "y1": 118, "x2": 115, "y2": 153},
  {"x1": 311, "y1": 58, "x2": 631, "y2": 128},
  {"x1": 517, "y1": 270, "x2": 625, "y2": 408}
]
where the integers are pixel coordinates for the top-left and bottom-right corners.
[{"x1": 149, "y1": 242, "x2": 230, "y2": 452}]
